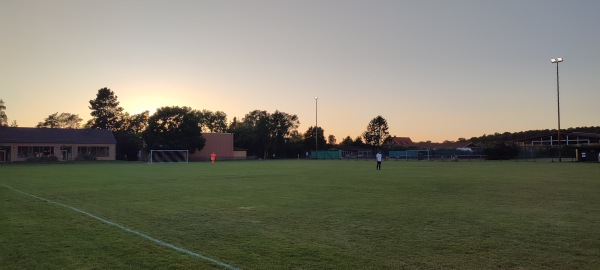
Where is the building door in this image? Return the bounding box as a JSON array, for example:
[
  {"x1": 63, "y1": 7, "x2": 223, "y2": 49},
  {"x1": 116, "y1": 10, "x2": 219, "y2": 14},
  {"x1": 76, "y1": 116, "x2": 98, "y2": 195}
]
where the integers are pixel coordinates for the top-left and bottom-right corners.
[
  {"x1": 0, "y1": 150, "x2": 5, "y2": 162},
  {"x1": 60, "y1": 146, "x2": 72, "y2": 161}
]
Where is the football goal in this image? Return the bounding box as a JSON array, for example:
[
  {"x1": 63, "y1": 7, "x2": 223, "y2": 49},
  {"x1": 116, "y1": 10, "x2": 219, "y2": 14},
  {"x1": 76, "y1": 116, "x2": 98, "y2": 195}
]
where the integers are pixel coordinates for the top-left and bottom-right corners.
[{"x1": 148, "y1": 150, "x2": 189, "y2": 163}]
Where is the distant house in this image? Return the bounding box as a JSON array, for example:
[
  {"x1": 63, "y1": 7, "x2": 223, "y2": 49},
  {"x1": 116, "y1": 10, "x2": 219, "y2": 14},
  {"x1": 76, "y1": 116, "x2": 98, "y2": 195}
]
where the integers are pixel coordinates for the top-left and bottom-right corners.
[
  {"x1": 389, "y1": 136, "x2": 414, "y2": 147},
  {"x1": 0, "y1": 127, "x2": 116, "y2": 162}
]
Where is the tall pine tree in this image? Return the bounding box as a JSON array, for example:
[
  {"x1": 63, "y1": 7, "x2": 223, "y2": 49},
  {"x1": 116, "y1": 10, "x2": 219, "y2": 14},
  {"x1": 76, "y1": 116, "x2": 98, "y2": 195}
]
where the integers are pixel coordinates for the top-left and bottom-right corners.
[
  {"x1": 0, "y1": 99, "x2": 8, "y2": 127},
  {"x1": 88, "y1": 88, "x2": 124, "y2": 131}
]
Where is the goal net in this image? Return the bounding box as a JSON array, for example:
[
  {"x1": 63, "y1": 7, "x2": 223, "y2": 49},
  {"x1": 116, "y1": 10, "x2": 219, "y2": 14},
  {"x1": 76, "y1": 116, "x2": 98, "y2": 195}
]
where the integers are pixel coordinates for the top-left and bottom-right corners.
[{"x1": 148, "y1": 150, "x2": 189, "y2": 163}]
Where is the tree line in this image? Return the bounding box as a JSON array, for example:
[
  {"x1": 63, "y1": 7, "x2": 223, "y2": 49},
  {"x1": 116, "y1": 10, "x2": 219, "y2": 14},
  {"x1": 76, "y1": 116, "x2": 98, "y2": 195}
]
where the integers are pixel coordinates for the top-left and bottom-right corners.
[
  {"x1": 2, "y1": 91, "x2": 598, "y2": 160},
  {"x1": 0, "y1": 89, "x2": 392, "y2": 160}
]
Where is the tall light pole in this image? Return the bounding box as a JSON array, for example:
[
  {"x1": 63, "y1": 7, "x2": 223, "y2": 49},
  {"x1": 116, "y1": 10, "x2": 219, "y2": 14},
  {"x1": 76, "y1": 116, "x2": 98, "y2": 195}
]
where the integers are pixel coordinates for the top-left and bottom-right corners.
[
  {"x1": 551, "y1": 57, "x2": 563, "y2": 162},
  {"x1": 315, "y1": 97, "x2": 318, "y2": 158}
]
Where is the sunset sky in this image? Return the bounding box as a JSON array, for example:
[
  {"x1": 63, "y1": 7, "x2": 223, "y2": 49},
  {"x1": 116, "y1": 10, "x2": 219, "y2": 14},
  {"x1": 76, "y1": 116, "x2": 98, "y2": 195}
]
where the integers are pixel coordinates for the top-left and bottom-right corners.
[{"x1": 1, "y1": 0, "x2": 599, "y2": 142}]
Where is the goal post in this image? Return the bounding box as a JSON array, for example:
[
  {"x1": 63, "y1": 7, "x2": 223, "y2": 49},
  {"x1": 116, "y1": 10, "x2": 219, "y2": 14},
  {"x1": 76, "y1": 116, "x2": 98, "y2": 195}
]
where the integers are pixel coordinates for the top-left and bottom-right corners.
[{"x1": 148, "y1": 150, "x2": 189, "y2": 163}]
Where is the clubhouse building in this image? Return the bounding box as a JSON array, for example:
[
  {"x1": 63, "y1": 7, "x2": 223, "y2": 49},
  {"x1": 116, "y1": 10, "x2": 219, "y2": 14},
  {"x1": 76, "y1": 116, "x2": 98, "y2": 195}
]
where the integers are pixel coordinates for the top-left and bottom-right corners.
[{"x1": 0, "y1": 127, "x2": 116, "y2": 162}]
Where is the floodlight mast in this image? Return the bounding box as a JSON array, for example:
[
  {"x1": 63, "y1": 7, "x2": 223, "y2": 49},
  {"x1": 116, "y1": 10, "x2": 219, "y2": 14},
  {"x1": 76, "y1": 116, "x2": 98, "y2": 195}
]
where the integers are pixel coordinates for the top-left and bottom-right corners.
[
  {"x1": 315, "y1": 97, "x2": 318, "y2": 159},
  {"x1": 551, "y1": 58, "x2": 563, "y2": 162}
]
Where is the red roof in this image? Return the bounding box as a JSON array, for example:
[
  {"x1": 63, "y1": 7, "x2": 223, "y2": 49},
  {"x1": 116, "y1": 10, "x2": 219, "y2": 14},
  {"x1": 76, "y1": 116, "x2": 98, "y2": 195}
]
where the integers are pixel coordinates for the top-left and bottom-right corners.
[{"x1": 389, "y1": 136, "x2": 413, "y2": 146}]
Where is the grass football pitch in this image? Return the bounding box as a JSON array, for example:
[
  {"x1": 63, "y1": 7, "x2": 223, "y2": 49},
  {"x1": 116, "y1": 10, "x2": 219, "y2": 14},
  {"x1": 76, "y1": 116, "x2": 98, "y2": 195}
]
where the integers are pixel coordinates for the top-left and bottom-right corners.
[{"x1": 1, "y1": 160, "x2": 599, "y2": 269}]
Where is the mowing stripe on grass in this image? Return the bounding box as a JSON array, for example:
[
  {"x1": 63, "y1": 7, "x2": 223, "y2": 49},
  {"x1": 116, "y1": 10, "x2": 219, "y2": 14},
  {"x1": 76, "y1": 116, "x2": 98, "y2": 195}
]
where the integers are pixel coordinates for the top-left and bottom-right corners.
[{"x1": 2, "y1": 184, "x2": 241, "y2": 270}]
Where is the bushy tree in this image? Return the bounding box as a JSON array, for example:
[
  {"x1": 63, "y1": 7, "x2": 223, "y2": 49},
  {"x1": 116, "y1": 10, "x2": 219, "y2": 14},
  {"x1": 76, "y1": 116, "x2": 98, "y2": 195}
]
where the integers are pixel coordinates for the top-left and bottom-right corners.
[
  {"x1": 282, "y1": 129, "x2": 305, "y2": 158},
  {"x1": 242, "y1": 110, "x2": 271, "y2": 157},
  {"x1": 143, "y1": 106, "x2": 205, "y2": 153},
  {"x1": 354, "y1": 136, "x2": 365, "y2": 147},
  {"x1": 363, "y1": 115, "x2": 389, "y2": 149},
  {"x1": 121, "y1": 111, "x2": 150, "y2": 134},
  {"x1": 340, "y1": 136, "x2": 354, "y2": 146},
  {"x1": 113, "y1": 130, "x2": 144, "y2": 160},
  {"x1": 230, "y1": 110, "x2": 300, "y2": 158},
  {"x1": 328, "y1": 135, "x2": 337, "y2": 145},
  {"x1": 268, "y1": 110, "x2": 300, "y2": 157},
  {"x1": 37, "y1": 112, "x2": 82, "y2": 128},
  {"x1": 303, "y1": 126, "x2": 326, "y2": 151},
  {"x1": 229, "y1": 119, "x2": 257, "y2": 155},
  {"x1": 197, "y1": 109, "x2": 228, "y2": 133},
  {"x1": 112, "y1": 111, "x2": 149, "y2": 160}
]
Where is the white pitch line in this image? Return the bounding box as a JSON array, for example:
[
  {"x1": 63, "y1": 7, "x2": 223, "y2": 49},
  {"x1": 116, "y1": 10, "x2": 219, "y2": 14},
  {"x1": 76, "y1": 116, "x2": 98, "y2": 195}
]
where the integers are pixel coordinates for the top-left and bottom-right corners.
[{"x1": 2, "y1": 184, "x2": 241, "y2": 270}]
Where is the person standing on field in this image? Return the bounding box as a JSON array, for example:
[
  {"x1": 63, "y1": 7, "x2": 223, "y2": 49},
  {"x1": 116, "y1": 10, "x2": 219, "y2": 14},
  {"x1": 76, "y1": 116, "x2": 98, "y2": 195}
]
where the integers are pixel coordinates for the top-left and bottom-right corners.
[
  {"x1": 210, "y1": 152, "x2": 217, "y2": 164},
  {"x1": 376, "y1": 151, "x2": 382, "y2": 170}
]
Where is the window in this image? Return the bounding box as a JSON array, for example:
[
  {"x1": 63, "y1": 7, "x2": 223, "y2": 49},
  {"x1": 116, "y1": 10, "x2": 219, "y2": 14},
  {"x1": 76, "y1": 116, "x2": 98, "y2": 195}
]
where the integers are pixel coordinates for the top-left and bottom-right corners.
[
  {"x1": 17, "y1": 146, "x2": 55, "y2": 158},
  {"x1": 78, "y1": 146, "x2": 109, "y2": 157}
]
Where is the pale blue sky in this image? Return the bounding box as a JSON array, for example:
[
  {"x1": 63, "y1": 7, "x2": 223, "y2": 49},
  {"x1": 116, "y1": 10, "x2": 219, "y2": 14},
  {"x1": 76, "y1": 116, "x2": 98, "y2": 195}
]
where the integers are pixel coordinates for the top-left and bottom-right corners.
[{"x1": 1, "y1": 0, "x2": 599, "y2": 142}]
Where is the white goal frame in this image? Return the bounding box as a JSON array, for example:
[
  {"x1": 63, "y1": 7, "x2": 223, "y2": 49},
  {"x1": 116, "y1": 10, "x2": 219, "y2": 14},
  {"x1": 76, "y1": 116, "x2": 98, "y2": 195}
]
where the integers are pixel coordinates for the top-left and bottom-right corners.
[{"x1": 148, "y1": 150, "x2": 189, "y2": 163}]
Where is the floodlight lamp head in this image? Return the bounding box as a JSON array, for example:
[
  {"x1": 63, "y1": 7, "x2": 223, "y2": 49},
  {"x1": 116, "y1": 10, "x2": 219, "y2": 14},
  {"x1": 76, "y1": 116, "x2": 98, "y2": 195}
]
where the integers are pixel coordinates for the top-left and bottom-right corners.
[{"x1": 551, "y1": 58, "x2": 563, "y2": 63}]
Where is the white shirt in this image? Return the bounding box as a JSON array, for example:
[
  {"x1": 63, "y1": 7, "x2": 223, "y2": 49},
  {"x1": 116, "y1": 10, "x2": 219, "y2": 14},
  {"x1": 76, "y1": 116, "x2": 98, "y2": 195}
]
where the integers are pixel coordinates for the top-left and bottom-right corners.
[{"x1": 376, "y1": 153, "x2": 382, "y2": 162}]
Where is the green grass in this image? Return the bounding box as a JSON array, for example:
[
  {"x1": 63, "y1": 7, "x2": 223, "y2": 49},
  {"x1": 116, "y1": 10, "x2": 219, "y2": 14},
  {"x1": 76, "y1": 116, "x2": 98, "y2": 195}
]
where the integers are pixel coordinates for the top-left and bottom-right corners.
[{"x1": 1, "y1": 160, "x2": 599, "y2": 269}]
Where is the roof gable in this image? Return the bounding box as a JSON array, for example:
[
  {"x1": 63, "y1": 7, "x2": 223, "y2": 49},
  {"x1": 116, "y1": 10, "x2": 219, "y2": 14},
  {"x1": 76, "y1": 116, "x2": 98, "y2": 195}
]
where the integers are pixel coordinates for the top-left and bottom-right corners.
[
  {"x1": 390, "y1": 136, "x2": 413, "y2": 146},
  {"x1": 0, "y1": 127, "x2": 116, "y2": 144}
]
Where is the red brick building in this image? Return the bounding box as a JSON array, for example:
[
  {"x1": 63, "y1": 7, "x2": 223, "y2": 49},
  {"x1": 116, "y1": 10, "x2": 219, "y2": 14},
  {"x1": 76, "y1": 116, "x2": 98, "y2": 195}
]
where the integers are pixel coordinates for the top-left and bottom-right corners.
[{"x1": 190, "y1": 133, "x2": 245, "y2": 161}]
